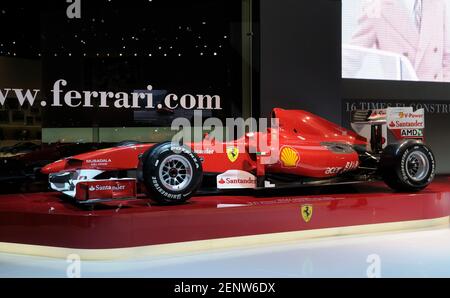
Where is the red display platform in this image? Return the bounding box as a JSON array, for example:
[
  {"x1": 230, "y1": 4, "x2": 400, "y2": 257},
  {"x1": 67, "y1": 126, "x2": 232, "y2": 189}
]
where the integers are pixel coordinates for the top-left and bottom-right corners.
[{"x1": 1, "y1": 177, "x2": 450, "y2": 251}]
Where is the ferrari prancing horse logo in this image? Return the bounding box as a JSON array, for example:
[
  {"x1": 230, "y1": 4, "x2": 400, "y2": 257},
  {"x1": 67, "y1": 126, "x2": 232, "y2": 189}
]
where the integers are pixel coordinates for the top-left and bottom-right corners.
[
  {"x1": 226, "y1": 147, "x2": 239, "y2": 163},
  {"x1": 301, "y1": 204, "x2": 313, "y2": 223}
]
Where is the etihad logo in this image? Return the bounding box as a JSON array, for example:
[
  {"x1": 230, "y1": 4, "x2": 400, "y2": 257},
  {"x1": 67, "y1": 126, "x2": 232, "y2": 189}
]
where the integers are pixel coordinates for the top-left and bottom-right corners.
[{"x1": 280, "y1": 146, "x2": 299, "y2": 168}]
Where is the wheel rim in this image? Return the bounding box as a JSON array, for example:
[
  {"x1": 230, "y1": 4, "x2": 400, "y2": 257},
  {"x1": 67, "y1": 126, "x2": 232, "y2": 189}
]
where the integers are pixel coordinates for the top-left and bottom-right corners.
[
  {"x1": 405, "y1": 151, "x2": 430, "y2": 182},
  {"x1": 158, "y1": 155, "x2": 193, "y2": 191}
]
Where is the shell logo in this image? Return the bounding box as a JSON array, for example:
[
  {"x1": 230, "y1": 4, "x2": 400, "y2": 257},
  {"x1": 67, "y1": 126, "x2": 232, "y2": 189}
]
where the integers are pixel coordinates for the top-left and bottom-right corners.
[{"x1": 280, "y1": 146, "x2": 300, "y2": 168}]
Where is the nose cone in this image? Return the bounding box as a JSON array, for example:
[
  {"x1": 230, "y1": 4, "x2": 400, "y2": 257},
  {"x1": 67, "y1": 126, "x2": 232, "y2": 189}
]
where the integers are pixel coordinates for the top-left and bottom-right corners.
[{"x1": 41, "y1": 159, "x2": 68, "y2": 174}]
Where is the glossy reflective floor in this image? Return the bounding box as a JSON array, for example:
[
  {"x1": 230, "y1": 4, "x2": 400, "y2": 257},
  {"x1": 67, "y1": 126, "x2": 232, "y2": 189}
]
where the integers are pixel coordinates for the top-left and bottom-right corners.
[
  {"x1": 1, "y1": 225, "x2": 450, "y2": 278},
  {"x1": 3, "y1": 177, "x2": 450, "y2": 250}
]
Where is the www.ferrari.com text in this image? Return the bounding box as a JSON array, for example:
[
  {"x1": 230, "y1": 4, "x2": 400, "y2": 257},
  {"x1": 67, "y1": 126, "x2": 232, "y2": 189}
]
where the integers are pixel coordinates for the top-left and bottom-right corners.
[{"x1": 0, "y1": 79, "x2": 222, "y2": 110}]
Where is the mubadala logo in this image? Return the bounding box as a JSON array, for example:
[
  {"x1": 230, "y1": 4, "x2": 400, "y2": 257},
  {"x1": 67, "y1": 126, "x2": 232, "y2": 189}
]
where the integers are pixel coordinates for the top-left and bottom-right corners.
[
  {"x1": 401, "y1": 129, "x2": 423, "y2": 137},
  {"x1": 86, "y1": 159, "x2": 112, "y2": 164}
]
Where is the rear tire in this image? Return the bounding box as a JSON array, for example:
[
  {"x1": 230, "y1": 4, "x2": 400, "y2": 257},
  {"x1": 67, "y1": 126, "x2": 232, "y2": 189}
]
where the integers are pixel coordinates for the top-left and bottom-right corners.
[
  {"x1": 140, "y1": 142, "x2": 203, "y2": 204},
  {"x1": 380, "y1": 141, "x2": 435, "y2": 192}
]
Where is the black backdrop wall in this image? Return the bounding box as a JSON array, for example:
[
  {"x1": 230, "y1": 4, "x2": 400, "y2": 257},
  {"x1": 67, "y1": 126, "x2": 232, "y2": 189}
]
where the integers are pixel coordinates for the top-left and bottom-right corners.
[
  {"x1": 258, "y1": 0, "x2": 341, "y2": 123},
  {"x1": 257, "y1": 0, "x2": 450, "y2": 174}
]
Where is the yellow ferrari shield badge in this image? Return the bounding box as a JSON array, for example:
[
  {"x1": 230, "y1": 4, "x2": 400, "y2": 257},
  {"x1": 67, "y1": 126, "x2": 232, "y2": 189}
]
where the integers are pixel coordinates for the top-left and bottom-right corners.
[
  {"x1": 226, "y1": 147, "x2": 239, "y2": 163},
  {"x1": 301, "y1": 205, "x2": 313, "y2": 223}
]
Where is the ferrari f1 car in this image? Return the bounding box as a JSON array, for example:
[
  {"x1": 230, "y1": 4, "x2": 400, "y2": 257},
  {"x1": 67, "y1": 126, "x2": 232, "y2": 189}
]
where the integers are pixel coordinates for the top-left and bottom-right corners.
[{"x1": 41, "y1": 107, "x2": 436, "y2": 205}]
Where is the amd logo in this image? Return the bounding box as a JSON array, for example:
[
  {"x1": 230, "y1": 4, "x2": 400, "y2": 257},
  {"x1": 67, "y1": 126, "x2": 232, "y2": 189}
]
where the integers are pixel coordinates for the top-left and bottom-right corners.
[
  {"x1": 401, "y1": 129, "x2": 423, "y2": 137},
  {"x1": 66, "y1": 0, "x2": 81, "y2": 19}
]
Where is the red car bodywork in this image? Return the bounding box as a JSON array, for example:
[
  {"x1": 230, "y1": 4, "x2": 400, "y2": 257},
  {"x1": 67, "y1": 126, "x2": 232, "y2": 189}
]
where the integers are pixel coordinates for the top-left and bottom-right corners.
[{"x1": 42, "y1": 109, "x2": 366, "y2": 179}]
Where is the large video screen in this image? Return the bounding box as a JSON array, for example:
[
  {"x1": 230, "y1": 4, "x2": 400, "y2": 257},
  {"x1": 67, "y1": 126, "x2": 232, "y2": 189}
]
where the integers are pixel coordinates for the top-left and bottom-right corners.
[{"x1": 342, "y1": 0, "x2": 450, "y2": 83}]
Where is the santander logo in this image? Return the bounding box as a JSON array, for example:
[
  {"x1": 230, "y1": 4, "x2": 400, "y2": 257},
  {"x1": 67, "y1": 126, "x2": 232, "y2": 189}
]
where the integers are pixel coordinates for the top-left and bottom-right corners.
[
  {"x1": 387, "y1": 108, "x2": 425, "y2": 130},
  {"x1": 216, "y1": 170, "x2": 257, "y2": 189},
  {"x1": 87, "y1": 184, "x2": 126, "y2": 191},
  {"x1": 222, "y1": 177, "x2": 256, "y2": 185}
]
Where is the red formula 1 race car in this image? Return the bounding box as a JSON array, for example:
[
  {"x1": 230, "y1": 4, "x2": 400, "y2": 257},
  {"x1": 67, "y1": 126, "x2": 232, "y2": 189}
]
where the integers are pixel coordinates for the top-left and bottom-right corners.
[{"x1": 41, "y1": 107, "x2": 436, "y2": 206}]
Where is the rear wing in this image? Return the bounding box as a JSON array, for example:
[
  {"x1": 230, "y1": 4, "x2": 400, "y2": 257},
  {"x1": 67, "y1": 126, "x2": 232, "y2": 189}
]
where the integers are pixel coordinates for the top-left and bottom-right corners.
[{"x1": 351, "y1": 107, "x2": 425, "y2": 152}]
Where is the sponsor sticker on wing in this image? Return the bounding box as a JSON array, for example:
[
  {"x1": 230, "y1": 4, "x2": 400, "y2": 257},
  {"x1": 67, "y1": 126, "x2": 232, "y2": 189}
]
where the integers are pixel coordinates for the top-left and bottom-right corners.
[
  {"x1": 75, "y1": 179, "x2": 136, "y2": 201},
  {"x1": 387, "y1": 108, "x2": 424, "y2": 130},
  {"x1": 217, "y1": 170, "x2": 257, "y2": 189},
  {"x1": 401, "y1": 129, "x2": 423, "y2": 137}
]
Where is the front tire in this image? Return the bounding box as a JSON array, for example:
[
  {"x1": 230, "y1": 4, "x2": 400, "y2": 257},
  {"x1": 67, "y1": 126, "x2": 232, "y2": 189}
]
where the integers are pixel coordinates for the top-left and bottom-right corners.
[
  {"x1": 380, "y1": 141, "x2": 435, "y2": 192},
  {"x1": 140, "y1": 142, "x2": 203, "y2": 204}
]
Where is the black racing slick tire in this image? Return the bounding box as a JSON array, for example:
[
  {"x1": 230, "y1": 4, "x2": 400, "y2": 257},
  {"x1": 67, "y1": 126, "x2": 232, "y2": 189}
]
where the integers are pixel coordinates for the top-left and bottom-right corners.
[
  {"x1": 380, "y1": 140, "x2": 435, "y2": 192},
  {"x1": 140, "y1": 142, "x2": 203, "y2": 204}
]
